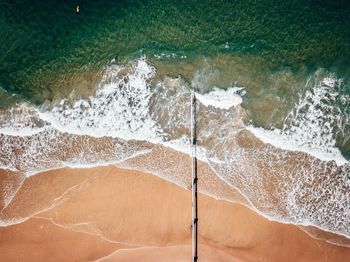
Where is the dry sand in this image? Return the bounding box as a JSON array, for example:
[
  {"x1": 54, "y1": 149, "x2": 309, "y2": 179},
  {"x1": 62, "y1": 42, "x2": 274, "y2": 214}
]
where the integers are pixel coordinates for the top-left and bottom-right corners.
[{"x1": 0, "y1": 166, "x2": 349, "y2": 261}]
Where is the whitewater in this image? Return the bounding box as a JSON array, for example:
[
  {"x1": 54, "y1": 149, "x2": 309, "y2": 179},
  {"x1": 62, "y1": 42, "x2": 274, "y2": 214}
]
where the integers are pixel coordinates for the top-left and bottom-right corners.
[{"x1": 0, "y1": 58, "x2": 349, "y2": 246}]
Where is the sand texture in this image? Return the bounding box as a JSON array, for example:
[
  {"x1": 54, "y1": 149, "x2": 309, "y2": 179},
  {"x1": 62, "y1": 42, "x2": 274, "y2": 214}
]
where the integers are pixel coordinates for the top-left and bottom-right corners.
[{"x1": 1, "y1": 166, "x2": 349, "y2": 261}]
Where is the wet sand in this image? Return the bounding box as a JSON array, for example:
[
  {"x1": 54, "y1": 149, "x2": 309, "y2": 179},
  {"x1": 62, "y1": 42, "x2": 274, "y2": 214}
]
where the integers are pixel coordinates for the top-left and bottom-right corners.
[{"x1": 0, "y1": 166, "x2": 349, "y2": 261}]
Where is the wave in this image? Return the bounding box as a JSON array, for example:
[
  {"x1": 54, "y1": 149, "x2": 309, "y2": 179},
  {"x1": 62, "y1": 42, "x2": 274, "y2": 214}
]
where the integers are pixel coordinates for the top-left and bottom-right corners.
[
  {"x1": 0, "y1": 58, "x2": 349, "y2": 242},
  {"x1": 248, "y1": 69, "x2": 349, "y2": 165}
]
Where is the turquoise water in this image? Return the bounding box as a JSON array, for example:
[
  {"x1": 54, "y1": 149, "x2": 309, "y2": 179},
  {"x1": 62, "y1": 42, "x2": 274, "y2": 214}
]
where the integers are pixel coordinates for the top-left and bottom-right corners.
[
  {"x1": 1, "y1": 0, "x2": 349, "y2": 158},
  {"x1": 1, "y1": 0, "x2": 350, "y2": 98}
]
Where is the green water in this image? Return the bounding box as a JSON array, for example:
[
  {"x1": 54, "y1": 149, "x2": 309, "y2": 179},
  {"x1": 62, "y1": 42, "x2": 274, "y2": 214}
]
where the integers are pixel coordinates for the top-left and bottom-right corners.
[{"x1": 1, "y1": 0, "x2": 350, "y2": 103}]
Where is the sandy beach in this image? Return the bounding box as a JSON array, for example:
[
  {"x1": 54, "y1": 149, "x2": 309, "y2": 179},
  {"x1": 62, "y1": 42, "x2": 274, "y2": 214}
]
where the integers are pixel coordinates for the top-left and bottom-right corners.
[{"x1": 1, "y1": 166, "x2": 349, "y2": 262}]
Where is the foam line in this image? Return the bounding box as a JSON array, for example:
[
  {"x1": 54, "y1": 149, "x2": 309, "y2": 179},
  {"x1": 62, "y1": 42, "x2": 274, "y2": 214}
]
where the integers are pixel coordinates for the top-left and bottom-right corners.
[{"x1": 195, "y1": 87, "x2": 243, "y2": 109}]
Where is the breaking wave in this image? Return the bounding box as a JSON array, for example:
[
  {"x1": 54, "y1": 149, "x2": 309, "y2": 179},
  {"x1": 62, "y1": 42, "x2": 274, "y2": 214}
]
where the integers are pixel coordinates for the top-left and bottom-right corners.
[
  {"x1": 0, "y1": 58, "x2": 349, "y2": 244},
  {"x1": 249, "y1": 69, "x2": 349, "y2": 165}
]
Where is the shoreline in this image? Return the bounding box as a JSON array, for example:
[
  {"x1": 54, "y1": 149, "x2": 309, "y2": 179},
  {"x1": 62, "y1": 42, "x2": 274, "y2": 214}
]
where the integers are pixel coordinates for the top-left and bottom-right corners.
[
  {"x1": 1, "y1": 166, "x2": 349, "y2": 261},
  {"x1": 3, "y1": 156, "x2": 349, "y2": 245}
]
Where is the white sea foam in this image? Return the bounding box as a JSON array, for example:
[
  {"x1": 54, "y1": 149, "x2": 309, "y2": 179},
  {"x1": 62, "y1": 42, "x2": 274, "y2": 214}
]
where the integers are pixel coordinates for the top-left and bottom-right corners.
[
  {"x1": 163, "y1": 135, "x2": 208, "y2": 162},
  {"x1": 0, "y1": 103, "x2": 49, "y2": 136},
  {"x1": 37, "y1": 59, "x2": 163, "y2": 142},
  {"x1": 0, "y1": 127, "x2": 48, "y2": 136},
  {"x1": 248, "y1": 70, "x2": 349, "y2": 165},
  {"x1": 24, "y1": 149, "x2": 154, "y2": 177},
  {"x1": 153, "y1": 52, "x2": 187, "y2": 60},
  {"x1": 247, "y1": 126, "x2": 347, "y2": 165},
  {"x1": 195, "y1": 87, "x2": 243, "y2": 109},
  {"x1": 0, "y1": 128, "x2": 155, "y2": 175}
]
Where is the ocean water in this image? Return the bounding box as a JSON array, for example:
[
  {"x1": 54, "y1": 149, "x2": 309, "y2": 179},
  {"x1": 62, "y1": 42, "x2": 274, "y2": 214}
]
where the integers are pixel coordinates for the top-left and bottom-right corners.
[{"x1": 1, "y1": 0, "x2": 350, "y2": 245}]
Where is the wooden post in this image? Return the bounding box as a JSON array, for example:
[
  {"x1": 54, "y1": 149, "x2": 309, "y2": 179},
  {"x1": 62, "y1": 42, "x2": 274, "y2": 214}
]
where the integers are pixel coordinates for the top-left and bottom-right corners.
[{"x1": 191, "y1": 91, "x2": 198, "y2": 262}]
